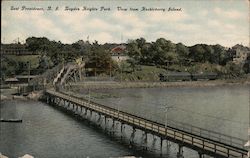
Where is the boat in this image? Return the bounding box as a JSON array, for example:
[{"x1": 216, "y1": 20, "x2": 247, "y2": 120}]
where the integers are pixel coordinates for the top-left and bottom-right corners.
[{"x1": 0, "y1": 118, "x2": 22, "y2": 123}]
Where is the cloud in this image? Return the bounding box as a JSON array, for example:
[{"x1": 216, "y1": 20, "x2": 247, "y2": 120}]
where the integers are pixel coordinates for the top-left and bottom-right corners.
[
  {"x1": 175, "y1": 23, "x2": 201, "y2": 32},
  {"x1": 214, "y1": 7, "x2": 244, "y2": 19},
  {"x1": 124, "y1": 28, "x2": 145, "y2": 39},
  {"x1": 2, "y1": 10, "x2": 68, "y2": 43},
  {"x1": 147, "y1": 10, "x2": 189, "y2": 22},
  {"x1": 1, "y1": 1, "x2": 248, "y2": 47},
  {"x1": 87, "y1": 18, "x2": 123, "y2": 32},
  {"x1": 54, "y1": 9, "x2": 89, "y2": 32},
  {"x1": 112, "y1": 11, "x2": 148, "y2": 40},
  {"x1": 93, "y1": 32, "x2": 114, "y2": 43},
  {"x1": 200, "y1": 10, "x2": 208, "y2": 16},
  {"x1": 207, "y1": 19, "x2": 237, "y2": 31},
  {"x1": 1, "y1": 19, "x2": 8, "y2": 27},
  {"x1": 112, "y1": 11, "x2": 148, "y2": 29}
]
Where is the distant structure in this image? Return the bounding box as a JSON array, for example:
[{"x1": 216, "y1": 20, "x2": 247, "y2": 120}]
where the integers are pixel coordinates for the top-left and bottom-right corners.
[
  {"x1": 0, "y1": 44, "x2": 38, "y2": 55},
  {"x1": 230, "y1": 44, "x2": 250, "y2": 73},
  {"x1": 232, "y1": 44, "x2": 250, "y2": 64},
  {"x1": 110, "y1": 45, "x2": 129, "y2": 62}
]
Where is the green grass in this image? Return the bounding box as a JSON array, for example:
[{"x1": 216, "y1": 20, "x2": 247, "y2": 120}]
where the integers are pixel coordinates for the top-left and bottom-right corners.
[
  {"x1": 116, "y1": 65, "x2": 167, "y2": 81},
  {"x1": 5, "y1": 55, "x2": 40, "y2": 69}
]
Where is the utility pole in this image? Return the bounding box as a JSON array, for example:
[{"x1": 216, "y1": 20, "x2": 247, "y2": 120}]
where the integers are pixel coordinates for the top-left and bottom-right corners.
[
  {"x1": 246, "y1": 87, "x2": 250, "y2": 158},
  {"x1": 165, "y1": 105, "x2": 173, "y2": 129},
  {"x1": 165, "y1": 105, "x2": 173, "y2": 148},
  {"x1": 28, "y1": 60, "x2": 31, "y2": 83},
  {"x1": 117, "y1": 97, "x2": 121, "y2": 118},
  {"x1": 109, "y1": 62, "x2": 112, "y2": 81},
  {"x1": 247, "y1": 2, "x2": 250, "y2": 157},
  {"x1": 247, "y1": 88, "x2": 250, "y2": 158},
  {"x1": 94, "y1": 51, "x2": 97, "y2": 82},
  {"x1": 119, "y1": 58, "x2": 122, "y2": 82}
]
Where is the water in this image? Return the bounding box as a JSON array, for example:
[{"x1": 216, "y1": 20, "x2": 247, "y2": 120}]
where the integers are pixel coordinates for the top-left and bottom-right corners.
[
  {"x1": 85, "y1": 85, "x2": 249, "y2": 141},
  {"x1": 0, "y1": 100, "x2": 142, "y2": 158},
  {"x1": 0, "y1": 85, "x2": 249, "y2": 158}
]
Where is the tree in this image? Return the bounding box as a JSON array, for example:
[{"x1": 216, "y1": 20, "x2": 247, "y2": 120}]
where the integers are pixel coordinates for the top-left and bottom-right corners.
[
  {"x1": 86, "y1": 41, "x2": 115, "y2": 74},
  {"x1": 127, "y1": 39, "x2": 143, "y2": 62},
  {"x1": 26, "y1": 37, "x2": 50, "y2": 52},
  {"x1": 211, "y1": 44, "x2": 226, "y2": 65},
  {"x1": 189, "y1": 44, "x2": 206, "y2": 63},
  {"x1": 151, "y1": 38, "x2": 176, "y2": 65},
  {"x1": 176, "y1": 43, "x2": 190, "y2": 66},
  {"x1": 203, "y1": 45, "x2": 214, "y2": 63}
]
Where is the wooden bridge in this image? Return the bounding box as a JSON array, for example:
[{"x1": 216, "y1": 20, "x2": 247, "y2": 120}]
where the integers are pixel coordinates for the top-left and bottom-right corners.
[{"x1": 45, "y1": 89, "x2": 248, "y2": 158}]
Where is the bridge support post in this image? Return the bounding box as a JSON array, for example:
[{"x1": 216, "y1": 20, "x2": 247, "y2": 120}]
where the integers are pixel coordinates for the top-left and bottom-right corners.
[
  {"x1": 143, "y1": 132, "x2": 148, "y2": 151},
  {"x1": 160, "y1": 137, "x2": 163, "y2": 154},
  {"x1": 111, "y1": 119, "x2": 115, "y2": 135},
  {"x1": 198, "y1": 152, "x2": 204, "y2": 158},
  {"x1": 166, "y1": 139, "x2": 171, "y2": 149},
  {"x1": 50, "y1": 97, "x2": 53, "y2": 104},
  {"x1": 84, "y1": 108, "x2": 87, "y2": 116},
  {"x1": 120, "y1": 123, "x2": 124, "y2": 140},
  {"x1": 53, "y1": 98, "x2": 56, "y2": 105},
  {"x1": 121, "y1": 123, "x2": 123, "y2": 133},
  {"x1": 130, "y1": 127, "x2": 136, "y2": 145},
  {"x1": 177, "y1": 145, "x2": 184, "y2": 158},
  {"x1": 90, "y1": 110, "x2": 92, "y2": 118},
  {"x1": 104, "y1": 116, "x2": 107, "y2": 131},
  {"x1": 97, "y1": 113, "x2": 101, "y2": 125}
]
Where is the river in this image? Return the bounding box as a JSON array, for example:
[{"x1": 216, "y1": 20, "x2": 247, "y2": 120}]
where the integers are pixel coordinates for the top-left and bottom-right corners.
[
  {"x1": 0, "y1": 85, "x2": 248, "y2": 158},
  {"x1": 83, "y1": 85, "x2": 249, "y2": 143}
]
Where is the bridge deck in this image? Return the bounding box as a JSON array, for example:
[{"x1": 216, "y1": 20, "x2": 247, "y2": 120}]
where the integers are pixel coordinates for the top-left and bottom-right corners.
[{"x1": 45, "y1": 90, "x2": 248, "y2": 158}]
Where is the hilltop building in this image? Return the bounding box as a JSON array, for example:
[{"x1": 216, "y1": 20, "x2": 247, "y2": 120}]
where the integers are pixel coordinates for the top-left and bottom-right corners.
[
  {"x1": 230, "y1": 44, "x2": 250, "y2": 73},
  {"x1": 232, "y1": 44, "x2": 250, "y2": 64},
  {"x1": 110, "y1": 45, "x2": 129, "y2": 62}
]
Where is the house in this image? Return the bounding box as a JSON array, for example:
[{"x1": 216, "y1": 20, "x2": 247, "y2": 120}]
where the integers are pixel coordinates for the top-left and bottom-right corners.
[
  {"x1": 110, "y1": 45, "x2": 129, "y2": 62},
  {"x1": 232, "y1": 44, "x2": 250, "y2": 65}
]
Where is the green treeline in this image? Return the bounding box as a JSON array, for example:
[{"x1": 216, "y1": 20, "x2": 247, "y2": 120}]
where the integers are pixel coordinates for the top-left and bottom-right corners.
[
  {"x1": 127, "y1": 38, "x2": 232, "y2": 66},
  {"x1": 1, "y1": 36, "x2": 249, "y2": 81},
  {"x1": 126, "y1": 38, "x2": 249, "y2": 78}
]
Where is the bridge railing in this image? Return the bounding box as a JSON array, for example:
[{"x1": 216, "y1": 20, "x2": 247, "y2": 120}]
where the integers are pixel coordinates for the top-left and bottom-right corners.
[
  {"x1": 53, "y1": 90, "x2": 246, "y2": 149},
  {"x1": 167, "y1": 120, "x2": 246, "y2": 148}
]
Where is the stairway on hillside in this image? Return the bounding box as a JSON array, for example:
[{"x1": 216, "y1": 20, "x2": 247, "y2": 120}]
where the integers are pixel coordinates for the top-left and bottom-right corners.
[
  {"x1": 59, "y1": 64, "x2": 77, "y2": 85},
  {"x1": 53, "y1": 66, "x2": 66, "y2": 85},
  {"x1": 52, "y1": 63, "x2": 80, "y2": 86}
]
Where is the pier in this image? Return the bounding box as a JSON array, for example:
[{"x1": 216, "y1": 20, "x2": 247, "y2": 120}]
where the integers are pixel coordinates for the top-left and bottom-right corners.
[{"x1": 45, "y1": 89, "x2": 248, "y2": 158}]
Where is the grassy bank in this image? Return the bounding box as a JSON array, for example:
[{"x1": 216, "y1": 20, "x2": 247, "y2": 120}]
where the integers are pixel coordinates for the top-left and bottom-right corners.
[
  {"x1": 115, "y1": 65, "x2": 167, "y2": 81},
  {"x1": 68, "y1": 78, "x2": 250, "y2": 91}
]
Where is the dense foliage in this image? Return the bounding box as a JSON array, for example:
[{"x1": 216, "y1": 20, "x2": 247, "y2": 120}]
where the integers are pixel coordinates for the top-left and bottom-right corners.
[
  {"x1": 1, "y1": 36, "x2": 249, "y2": 82},
  {"x1": 127, "y1": 38, "x2": 233, "y2": 67}
]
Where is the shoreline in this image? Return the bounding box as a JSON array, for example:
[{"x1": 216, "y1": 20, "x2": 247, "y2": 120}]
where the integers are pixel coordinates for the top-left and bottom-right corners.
[
  {"x1": 0, "y1": 91, "x2": 43, "y2": 101},
  {"x1": 69, "y1": 79, "x2": 250, "y2": 90}
]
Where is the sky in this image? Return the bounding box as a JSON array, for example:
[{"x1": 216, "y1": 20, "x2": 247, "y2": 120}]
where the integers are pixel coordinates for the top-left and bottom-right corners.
[{"x1": 1, "y1": 0, "x2": 249, "y2": 47}]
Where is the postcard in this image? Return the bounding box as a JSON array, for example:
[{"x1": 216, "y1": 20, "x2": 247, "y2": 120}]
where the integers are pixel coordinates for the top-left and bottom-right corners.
[{"x1": 1, "y1": 0, "x2": 249, "y2": 158}]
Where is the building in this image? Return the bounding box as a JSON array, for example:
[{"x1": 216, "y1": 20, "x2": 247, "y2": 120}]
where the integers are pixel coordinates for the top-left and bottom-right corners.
[
  {"x1": 232, "y1": 44, "x2": 250, "y2": 65},
  {"x1": 110, "y1": 45, "x2": 129, "y2": 62}
]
